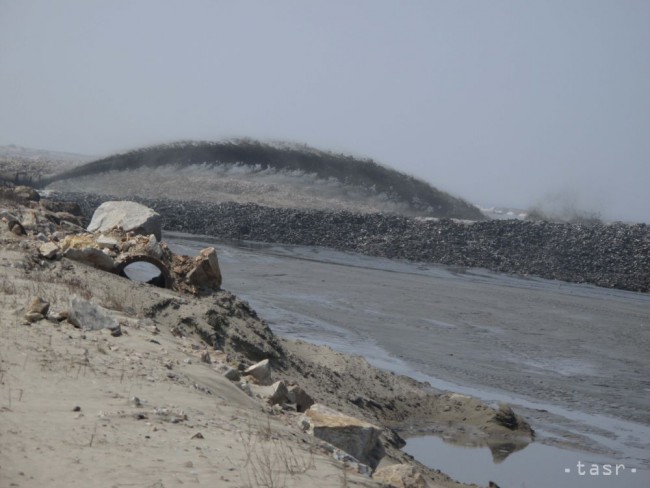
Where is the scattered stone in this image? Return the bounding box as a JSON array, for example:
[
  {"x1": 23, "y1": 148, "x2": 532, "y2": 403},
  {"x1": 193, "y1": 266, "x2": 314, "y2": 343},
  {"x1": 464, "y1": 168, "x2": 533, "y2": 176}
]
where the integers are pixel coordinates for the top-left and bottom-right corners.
[
  {"x1": 223, "y1": 367, "x2": 241, "y2": 382},
  {"x1": 252, "y1": 380, "x2": 289, "y2": 405},
  {"x1": 72, "y1": 406, "x2": 81, "y2": 412},
  {"x1": 287, "y1": 385, "x2": 314, "y2": 413},
  {"x1": 64, "y1": 247, "x2": 116, "y2": 271},
  {"x1": 38, "y1": 241, "x2": 59, "y2": 259},
  {"x1": 0, "y1": 210, "x2": 20, "y2": 222},
  {"x1": 300, "y1": 404, "x2": 385, "y2": 469},
  {"x1": 27, "y1": 297, "x2": 49, "y2": 315},
  {"x1": 190, "y1": 432, "x2": 204, "y2": 440},
  {"x1": 96, "y1": 234, "x2": 119, "y2": 249},
  {"x1": 67, "y1": 296, "x2": 119, "y2": 331},
  {"x1": 154, "y1": 407, "x2": 187, "y2": 423},
  {"x1": 372, "y1": 464, "x2": 427, "y2": 488},
  {"x1": 268, "y1": 380, "x2": 289, "y2": 405},
  {"x1": 60, "y1": 234, "x2": 97, "y2": 251},
  {"x1": 27, "y1": 297, "x2": 50, "y2": 315},
  {"x1": 493, "y1": 403, "x2": 520, "y2": 430},
  {"x1": 200, "y1": 351, "x2": 211, "y2": 364},
  {"x1": 49, "y1": 310, "x2": 68, "y2": 322},
  {"x1": 186, "y1": 247, "x2": 222, "y2": 290},
  {"x1": 145, "y1": 234, "x2": 164, "y2": 259},
  {"x1": 331, "y1": 448, "x2": 372, "y2": 476},
  {"x1": 143, "y1": 321, "x2": 160, "y2": 334},
  {"x1": 24, "y1": 297, "x2": 50, "y2": 322},
  {"x1": 87, "y1": 201, "x2": 162, "y2": 240},
  {"x1": 9, "y1": 220, "x2": 26, "y2": 235},
  {"x1": 24, "y1": 312, "x2": 45, "y2": 323},
  {"x1": 243, "y1": 359, "x2": 272, "y2": 385}
]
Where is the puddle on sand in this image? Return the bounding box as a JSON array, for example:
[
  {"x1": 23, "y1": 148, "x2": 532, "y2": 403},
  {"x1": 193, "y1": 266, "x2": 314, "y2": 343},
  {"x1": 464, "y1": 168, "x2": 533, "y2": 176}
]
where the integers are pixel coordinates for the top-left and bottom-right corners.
[{"x1": 404, "y1": 435, "x2": 650, "y2": 488}]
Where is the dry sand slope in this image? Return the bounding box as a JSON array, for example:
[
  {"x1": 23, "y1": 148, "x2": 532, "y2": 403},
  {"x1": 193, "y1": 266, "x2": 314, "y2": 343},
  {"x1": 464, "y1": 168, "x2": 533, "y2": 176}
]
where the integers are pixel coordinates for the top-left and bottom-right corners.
[{"x1": 0, "y1": 195, "x2": 532, "y2": 488}]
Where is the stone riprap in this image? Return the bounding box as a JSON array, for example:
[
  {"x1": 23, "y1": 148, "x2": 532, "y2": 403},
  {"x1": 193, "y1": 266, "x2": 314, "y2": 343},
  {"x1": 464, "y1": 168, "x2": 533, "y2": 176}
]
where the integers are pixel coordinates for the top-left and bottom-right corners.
[{"x1": 53, "y1": 192, "x2": 650, "y2": 293}]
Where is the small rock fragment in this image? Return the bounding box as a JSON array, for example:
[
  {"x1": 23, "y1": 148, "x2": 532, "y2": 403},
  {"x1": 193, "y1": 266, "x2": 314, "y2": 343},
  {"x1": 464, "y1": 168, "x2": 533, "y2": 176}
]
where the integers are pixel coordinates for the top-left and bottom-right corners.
[
  {"x1": 372, "y1": 464, "x2": 427, "y2": 488},
  {"x1": 223, "y1": 367, "x2": 240, "y2": 382},
  {"x1": 24, "y1": 297, "x2": 50, "y2": 322},
  {"x1": 187, "y1": 247, "x2": 222, "y2": 290},
  {"x1": 243, "y1": 359, "x2": 272, "y2": 385},
  {"x1": 38, "y1": 241, "x2": 59, "y2": 259},
  {"x1": 24, "y1": 312, "x2": 45, "y2": 323},
  {"x1": 67, "y1": 296, "x2": 119, "y2": 331},
  {"x1": 287, "y1": 385, "x2": 314, "y2": 413},
  {"x1": 64, "y1": 247, "x2": 116, "y2": 272},
  {"x1": 96, "y1": 234, "x2": 119, "y2": 249}
]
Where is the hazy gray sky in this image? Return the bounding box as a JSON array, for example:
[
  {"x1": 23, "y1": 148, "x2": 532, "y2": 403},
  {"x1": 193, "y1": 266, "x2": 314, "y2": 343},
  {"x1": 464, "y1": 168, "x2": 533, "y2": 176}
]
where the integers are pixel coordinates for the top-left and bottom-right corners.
[{"x1": 1, "y1": 1, "x2": 649, "y2": 221}]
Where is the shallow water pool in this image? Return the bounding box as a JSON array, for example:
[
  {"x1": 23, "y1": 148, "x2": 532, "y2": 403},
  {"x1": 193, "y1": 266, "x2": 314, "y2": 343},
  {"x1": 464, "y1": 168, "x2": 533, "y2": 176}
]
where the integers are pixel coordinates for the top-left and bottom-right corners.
[{"x1": 404, "y1": 435, "x2": 650, "y2": 488}]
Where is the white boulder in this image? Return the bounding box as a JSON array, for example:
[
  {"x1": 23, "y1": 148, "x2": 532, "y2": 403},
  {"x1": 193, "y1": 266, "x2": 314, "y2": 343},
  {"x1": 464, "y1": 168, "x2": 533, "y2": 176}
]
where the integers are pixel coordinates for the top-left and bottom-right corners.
[{"x1": 88, "y1": 201, "x2": 162, "y2": 241}]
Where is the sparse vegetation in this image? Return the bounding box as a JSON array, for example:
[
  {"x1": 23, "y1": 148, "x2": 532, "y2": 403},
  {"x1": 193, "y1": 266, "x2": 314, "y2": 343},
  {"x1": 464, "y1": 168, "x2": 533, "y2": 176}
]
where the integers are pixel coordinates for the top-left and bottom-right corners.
[{"x1": 235, "y1": 414, "x2": 316, "y2": 488}]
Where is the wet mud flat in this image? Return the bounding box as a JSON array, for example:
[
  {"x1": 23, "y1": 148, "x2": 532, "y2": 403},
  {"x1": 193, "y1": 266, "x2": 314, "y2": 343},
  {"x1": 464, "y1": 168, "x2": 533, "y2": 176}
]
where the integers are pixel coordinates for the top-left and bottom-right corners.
[{"x1": 166, "y1": 234, "x2": 650, "y2": 476}]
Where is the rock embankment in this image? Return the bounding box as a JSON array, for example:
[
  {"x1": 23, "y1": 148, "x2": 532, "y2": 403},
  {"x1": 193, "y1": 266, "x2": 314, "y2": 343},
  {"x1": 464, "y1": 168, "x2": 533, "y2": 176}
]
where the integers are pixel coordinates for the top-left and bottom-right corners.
[{"x1": 55, "y1": 192, "x2": 650, "y2": 293}]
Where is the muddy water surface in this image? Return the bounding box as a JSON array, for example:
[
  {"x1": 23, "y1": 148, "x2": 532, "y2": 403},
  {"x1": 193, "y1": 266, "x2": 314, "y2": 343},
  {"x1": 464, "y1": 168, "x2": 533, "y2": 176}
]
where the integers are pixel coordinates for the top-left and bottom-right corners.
[{"x1": 168, "y1": 232, "x2": 650, "y2": 486}]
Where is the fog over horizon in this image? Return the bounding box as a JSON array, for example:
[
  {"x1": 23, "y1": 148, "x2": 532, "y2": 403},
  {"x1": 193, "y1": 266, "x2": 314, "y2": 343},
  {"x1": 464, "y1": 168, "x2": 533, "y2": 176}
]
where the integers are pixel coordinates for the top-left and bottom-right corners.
[{"x1": 1, "y1": 1, "x2": 649, "y2": 223}]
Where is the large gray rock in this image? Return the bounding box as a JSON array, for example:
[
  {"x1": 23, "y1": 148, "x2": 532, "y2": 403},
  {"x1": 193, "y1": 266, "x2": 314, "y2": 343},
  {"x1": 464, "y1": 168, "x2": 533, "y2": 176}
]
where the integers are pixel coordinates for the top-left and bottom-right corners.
[
  {"x1": 87, "y1": 201, "x2": 162, "y2": 241},
  {"x1": 300, "y1": 404, "x2": 385, "y2": 469},
  {"x1": 67, "y1": 296, "x2": 119, "y2": 331}
]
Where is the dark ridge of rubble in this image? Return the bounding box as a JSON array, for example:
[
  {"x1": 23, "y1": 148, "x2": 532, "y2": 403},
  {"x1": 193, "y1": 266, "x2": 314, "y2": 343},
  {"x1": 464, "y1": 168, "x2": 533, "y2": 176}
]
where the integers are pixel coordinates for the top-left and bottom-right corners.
[
  {"x1": 53, "y1": 192, "x2": 650, "y2": 293},
  {"x1": 39, "y1": 139, "x2": 486, "y2": 220}
]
